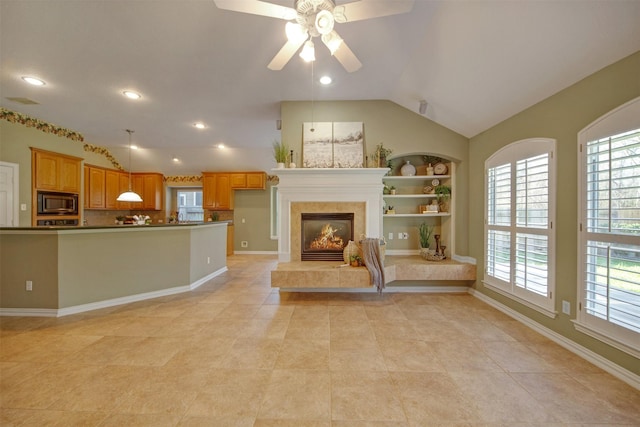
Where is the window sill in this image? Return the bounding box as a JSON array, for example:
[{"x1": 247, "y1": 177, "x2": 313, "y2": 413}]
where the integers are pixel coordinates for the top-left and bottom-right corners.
[
  {"x1": 482, "y1": 280, "x2": 557, "y2": 319},
  {"x1": 573, "y1": 320, "x2": 640, "y2": 359}
]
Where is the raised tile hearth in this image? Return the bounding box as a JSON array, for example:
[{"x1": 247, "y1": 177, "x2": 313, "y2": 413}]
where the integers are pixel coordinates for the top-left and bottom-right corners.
[{"x1": 271, "y1": 256, "x2": 477, "y2": 290}]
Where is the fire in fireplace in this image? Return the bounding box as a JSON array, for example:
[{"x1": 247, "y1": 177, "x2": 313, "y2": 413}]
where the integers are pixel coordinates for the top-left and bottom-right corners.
[{"x1": 301, "y1": 213, "x2": 354, "y2": 261}]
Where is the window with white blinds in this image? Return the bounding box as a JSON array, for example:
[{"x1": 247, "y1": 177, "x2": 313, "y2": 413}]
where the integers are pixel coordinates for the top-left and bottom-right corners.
[
  {"x1": 485, "y1": 138, "x2": 556, "y2": 316},
  {"x1": 578, "y1": 119, "x2": 640, "y2": 355}
]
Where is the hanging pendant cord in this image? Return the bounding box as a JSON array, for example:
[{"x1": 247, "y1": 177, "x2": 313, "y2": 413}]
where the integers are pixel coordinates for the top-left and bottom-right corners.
[{"x1": 126, "y1": 129, "x2": 134, "y2": 191}]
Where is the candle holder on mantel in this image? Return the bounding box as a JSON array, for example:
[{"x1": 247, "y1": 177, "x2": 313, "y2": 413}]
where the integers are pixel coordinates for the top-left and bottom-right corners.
[{"x1": 423, "y1": 234, "x2": 446, "y2": 261}]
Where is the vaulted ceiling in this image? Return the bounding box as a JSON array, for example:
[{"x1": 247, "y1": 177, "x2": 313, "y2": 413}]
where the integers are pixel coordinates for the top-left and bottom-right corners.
[{"x1": 2, "y1": 0, "x2": 639, "y2": 175}]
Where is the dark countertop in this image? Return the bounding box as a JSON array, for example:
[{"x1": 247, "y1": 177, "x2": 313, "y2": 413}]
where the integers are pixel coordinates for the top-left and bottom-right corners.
[{"x1": 1, "y1": 220, "x2": 233, "y2": 231}]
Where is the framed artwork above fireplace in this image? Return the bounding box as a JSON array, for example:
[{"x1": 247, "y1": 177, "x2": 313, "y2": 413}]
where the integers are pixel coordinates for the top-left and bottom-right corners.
[{"x1": 302, "y1": 122, "x2": 364, "y2": 168}]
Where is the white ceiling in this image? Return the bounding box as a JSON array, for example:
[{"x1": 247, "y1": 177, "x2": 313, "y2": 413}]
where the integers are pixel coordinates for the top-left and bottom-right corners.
[{"x1": 2, "y1": 0, "x2": 639, "y2": 175}]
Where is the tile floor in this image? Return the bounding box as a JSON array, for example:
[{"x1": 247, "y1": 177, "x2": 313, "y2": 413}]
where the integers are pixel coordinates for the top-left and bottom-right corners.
[{"x1": 1, "y1": 254, "x2": 639, "y2": 426}]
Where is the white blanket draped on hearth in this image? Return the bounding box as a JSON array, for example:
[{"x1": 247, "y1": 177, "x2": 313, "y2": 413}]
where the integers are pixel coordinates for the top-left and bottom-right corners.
[{"x1": 361, "y1": 238, "x2": 385, "y2": 294}]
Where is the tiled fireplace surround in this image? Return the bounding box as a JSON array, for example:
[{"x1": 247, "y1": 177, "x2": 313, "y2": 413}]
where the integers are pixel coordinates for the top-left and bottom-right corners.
[{"x1": 273, "y1": 168, "x2": 388, "y2": 263}]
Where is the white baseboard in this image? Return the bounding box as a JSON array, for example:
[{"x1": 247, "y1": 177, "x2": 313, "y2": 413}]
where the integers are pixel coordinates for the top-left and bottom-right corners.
[
  {"x1": 0, "y1": 266, "x2": 228, "y2": 318},
  {"x1": 469, "y1": 288, "x2": 640, "y2": 390},
  {"x1": 278, "y1": 286, "x2": 469, "y2": 293},
  {"x1": 233, "y1": 250, "x2": 278, "y2": 255}
]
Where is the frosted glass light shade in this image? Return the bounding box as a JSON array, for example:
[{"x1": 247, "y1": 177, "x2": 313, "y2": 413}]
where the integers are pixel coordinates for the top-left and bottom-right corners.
[{"x1": 117, "y1": 191, "x2": 143, "y2": 202}]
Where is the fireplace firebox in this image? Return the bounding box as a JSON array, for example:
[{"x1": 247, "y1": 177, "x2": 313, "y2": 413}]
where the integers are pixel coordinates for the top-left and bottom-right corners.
[{"x1": 301, "y1": 213, "x2": 354, "y2": 261}]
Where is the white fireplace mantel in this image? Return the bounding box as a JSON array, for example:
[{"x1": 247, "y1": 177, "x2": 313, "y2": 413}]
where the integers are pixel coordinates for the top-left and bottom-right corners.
[{"x1": 273, "y1": 168, "x2": 389, "y2": 262}]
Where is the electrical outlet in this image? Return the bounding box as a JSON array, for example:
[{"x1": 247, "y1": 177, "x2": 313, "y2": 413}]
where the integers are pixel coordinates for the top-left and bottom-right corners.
[
  {"x1": 26, "y1": 280, "x2": 33, "y2": 291},
  {"x1": 401, "y1": 232, "x2": 409, "y2": 239},
  {"x1": 388, "y1": 232, "x2": 393, "y2": 240},
  {"x1": 207, "y1": 256, "x2": 210, "y2": 264},
  {"x1": 397, "y1": 232, "x2": 403, "y2": 239},
  {"x1": 562, "y1": 300, "x2": 570, "y2": 315},
  {"x1": 241, "y1": 241, "x2": 248, "y2": 248},
  {"x1": 242, "y1": 218, "x2": 246, "y2": 223}
]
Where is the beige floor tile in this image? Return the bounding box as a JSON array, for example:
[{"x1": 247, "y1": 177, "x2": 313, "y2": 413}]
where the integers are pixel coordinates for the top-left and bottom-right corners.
[
  {"x1": 254, "y1": 420, "x2": 330, "y2": 427},
  {"x1": 258, "y1": 369, "x2": 331, "y2": 420},
  {"x1": 479, "y1": 341, "x2": 555, "y2": 372},
  {"x1": 511, "y1": 372, "x2": 640, "y2": 424},
  {"x1": 448, "y1": 371, "x2": 559, "y2": 423},
  {"x1": 240, "y1": 318, "x2": 290, "y2": 339},
  {"x1": 100, "y1": 412, "x2": 184, "y2": 426},
  {"x1": 275, "y1": 339, "x2": 330, "y2": 369},
  {"x1": 177, "y1": 416, "x2": 256, "y2": 426},
  {"x1": 2, "y1": 254, "x2": 638, "y2": 426},
  {"x1": 331, "y1": 371, "x2": 406, "y2": 421},
  {"x1": 218, "y1": 338, "x2": 283, "y2": 369},
  {"x1": 330, "y1": 320, "x2": 376, "y2": 341},
  {"x1": 0, "y1": 408, "x2": 110, "y2": 426},
  {"x1": 285, "y1": 319, "x2": 331, "y2": 340},
  {"x1": 0, "y1": 363, "x2": 102, "y2": 409},
  {"x1": 377, "y1": 338, "x2": 446, "y2": 372},
  {"x1": 390, "y1": 371, "x2": 480, "y2": 423},
  {"x1": 431, "y1": 340, "x2": 504, "y2": 372}
]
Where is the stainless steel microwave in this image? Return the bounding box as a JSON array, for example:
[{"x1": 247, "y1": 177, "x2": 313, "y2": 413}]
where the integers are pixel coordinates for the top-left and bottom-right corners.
[{"x1": 37, "y1": 191, "x2": 78, "y2": 215}]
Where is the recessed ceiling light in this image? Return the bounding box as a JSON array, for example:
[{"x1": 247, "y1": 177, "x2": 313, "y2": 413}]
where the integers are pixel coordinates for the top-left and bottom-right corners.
[
  {"x1": 22, "y1": 76, "x2": 45, "y2": 86},
  {"x1": 194, "y1": 122, "x2": 206, "y2": 129},
  {"x1": 319, "y1": 75, "x2": 332, "y2": 85},
  {"x1": 130, "y1": 145, "x2": 138, "y2": 150},
  {"x1": 217, "y1": 143, "x2": 225, "y2": 149},
  {"x1": 172, "y1": 157, "x2": 180, "y2": 162},
  {"x1": 123, "y1": 90, "x2": 141, "y2": 100}
]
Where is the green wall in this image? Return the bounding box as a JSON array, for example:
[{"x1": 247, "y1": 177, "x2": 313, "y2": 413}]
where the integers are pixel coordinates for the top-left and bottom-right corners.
[{"x1": 468, "y1": 50, "x2": 640, "y2": 374}]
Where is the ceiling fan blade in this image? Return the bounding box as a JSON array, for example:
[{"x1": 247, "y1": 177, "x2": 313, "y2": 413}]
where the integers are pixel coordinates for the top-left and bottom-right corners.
[
  {"x1": 339, "y1": 0, "x2": 415, "y2": 22},
  {"x1": 333, "y1": 39, "x2": 362, "y2": 73},
  {"x1": 267, "y1": 38, "x2": 307, "y2": 71},
  {"x1": 214, "y1": 0, "x2": 296, "y2": 20}
]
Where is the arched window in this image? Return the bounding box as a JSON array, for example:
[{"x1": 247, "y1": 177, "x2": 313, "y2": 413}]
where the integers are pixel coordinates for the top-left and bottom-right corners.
[
  {"x1": 577, "y1": 97, "x2": 640, "y2": 357},
  {"x1": 485, "y1": 138, "x2": 557, "y2": 316}
]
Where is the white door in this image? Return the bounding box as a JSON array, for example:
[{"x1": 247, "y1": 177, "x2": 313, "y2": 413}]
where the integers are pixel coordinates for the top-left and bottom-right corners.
[{"x1": 0, "y1": 162, "x2": 19, "y2": 227}]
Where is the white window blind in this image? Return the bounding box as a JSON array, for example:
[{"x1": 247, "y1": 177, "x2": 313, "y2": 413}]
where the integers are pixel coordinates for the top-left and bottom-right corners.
[
  {"x1": 582, "y1": 129, "x2": 640, "y2": 336},
  {"x1": 485, "y1": 138, "x2": 556, "y2": 316}
]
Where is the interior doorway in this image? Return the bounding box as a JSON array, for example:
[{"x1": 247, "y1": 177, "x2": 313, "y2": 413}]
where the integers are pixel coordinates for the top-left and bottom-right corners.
[{"x1": 0, "y1": 162, "x2": 19, "y2": 227}]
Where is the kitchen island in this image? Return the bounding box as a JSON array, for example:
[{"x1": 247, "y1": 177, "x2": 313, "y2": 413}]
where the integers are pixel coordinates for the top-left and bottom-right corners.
[{"x1": 0, "y1": 222, "x2": 228, "y2": 316}]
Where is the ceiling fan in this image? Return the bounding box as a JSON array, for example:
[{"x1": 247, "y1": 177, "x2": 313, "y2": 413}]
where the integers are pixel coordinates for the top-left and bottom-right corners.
[{"x1": 213, "y1": 0, "x2": 415, "y2": 72}]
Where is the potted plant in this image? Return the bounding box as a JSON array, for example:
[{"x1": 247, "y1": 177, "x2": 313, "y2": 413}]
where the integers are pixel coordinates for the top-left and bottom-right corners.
[
  {"x1": 389, "y1": 185, "x2": 396, "y2": 195},
  {"x1": 115, "y1": 215, "x2": 125, "y2": 225},
  {"x1": 435, "y1": 185, "x2": 451, "y2": 212},
  {"x1": 418, "y1": 222, "x2": 434, "y2": 256},
  {"x1": 375, "y1": 143, "x2": 393, "y2": 168},
  {"x1": 350, "y1": 254, "x2": 363, "y2": 267},
  {"x1": 273, "y1": 140, "x2": 288, "y2": 168}
]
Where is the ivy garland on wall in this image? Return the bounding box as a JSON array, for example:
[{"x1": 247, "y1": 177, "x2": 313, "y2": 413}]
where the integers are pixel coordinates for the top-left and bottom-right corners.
[
  {"x1": 163, "y1": 175, "x2": 202, "y2": 184},
  {"x1": 1, "y1": 108, "x2": 124, "y2": 170},
  {"x1": 0, "y1": 108, "x2": 84, "y2": 141}
]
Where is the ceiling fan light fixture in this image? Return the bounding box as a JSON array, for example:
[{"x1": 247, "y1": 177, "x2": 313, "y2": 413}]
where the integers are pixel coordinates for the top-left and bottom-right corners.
[
  {"x1": 321, "y1": 31, "x2": 343, "y2": 55},
  {"x1": 332, "y1": 5, "x2": 346, "y2": 23},
  {"x1": 315, "y1": 10, "x2": 334, "y2": 35},
  {"x1": 285, "y1": 22, "x2": 308, "y2": 44},
  {"x1": 300, "y1": 40, "x2": 316, "y2": 62}
]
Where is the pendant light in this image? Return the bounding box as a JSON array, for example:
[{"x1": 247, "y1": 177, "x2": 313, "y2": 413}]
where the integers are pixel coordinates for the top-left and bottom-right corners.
[{"x1": 117, "y1": 129, "x2": 143, "y2": 202}]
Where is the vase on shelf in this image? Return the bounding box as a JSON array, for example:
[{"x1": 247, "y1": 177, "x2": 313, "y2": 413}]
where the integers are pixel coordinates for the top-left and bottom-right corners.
[
  {"x1": 343, "y1": 240, "x2": 360, "y2": 264},
  {"x1": 426, "y1": 163, "x2": 434, "y2": 176},
  {"x1": 400, "y1": 160, "x2": 416, "y2": 176}
]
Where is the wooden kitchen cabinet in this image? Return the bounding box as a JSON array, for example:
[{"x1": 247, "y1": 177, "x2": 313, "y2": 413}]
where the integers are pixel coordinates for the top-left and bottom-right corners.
[
  {"x1": 246, "y1": 172, "x2": 266, "y2": 189},
  {"x1": 87, "y1": 166, "x2": 106, "y2": 209},
  {"x1": 105, "y1": 169, "x2": 120, "y2": 209},
  {"x1": 230, "y1": 172, "x2": 266, "y2": 190},
  {"x1": 131, "y1": 173, "x2": 164, "y2": 210},
  {"x1": 32, "y1": 148, "x2": 82, "y2": 193},
  {"x1": 202, "y1": 172, "x2": 234, "y2": 210}
]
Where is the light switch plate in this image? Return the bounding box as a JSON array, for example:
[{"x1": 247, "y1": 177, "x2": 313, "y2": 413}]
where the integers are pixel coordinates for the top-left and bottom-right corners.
[{"x1": 562, "y1": 300, "x2": 570, "y2": 315}]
